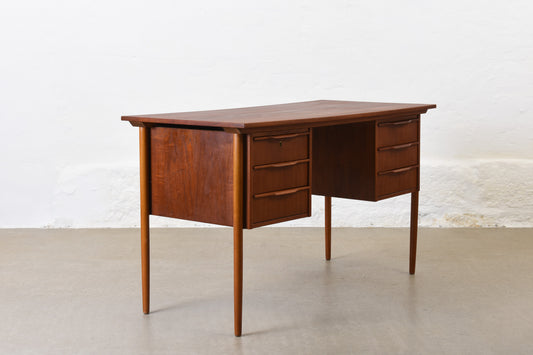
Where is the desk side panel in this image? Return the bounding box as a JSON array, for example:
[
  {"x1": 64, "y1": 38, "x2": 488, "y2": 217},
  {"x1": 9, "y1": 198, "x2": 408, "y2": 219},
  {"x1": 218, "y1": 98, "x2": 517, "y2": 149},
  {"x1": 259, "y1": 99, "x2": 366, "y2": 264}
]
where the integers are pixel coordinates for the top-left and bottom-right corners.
[
  {"x1": 312, "y1": 123, "x2": 376, "y2": 201},
  {"x1": 150, "y1": 127, "x2": 234, "y2": 226}
]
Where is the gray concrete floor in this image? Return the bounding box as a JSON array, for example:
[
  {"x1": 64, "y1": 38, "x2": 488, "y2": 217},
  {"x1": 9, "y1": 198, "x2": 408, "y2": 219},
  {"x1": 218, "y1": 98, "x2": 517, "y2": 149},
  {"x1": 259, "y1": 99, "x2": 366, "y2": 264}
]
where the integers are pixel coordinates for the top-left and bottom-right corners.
[{"x1": 1, "y1": 228, "x2": 532, "y2": 354}]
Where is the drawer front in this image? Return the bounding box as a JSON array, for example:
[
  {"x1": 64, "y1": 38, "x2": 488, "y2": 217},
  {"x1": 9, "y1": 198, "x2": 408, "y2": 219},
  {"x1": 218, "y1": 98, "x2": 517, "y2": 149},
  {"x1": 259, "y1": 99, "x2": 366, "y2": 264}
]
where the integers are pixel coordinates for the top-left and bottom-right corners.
[
  {"x1": 377, "y1": 143, "x2": 419, "y2": 171},
  {"x1": 253, "y1": 161, "x2": 309, "y2": 194},
  {"x1": 376, "y1": 166, "x2": 418, "y2": 197},
  {"x1": 377, "y1": 118, "x2": 418, "y2": 147},
  {"x1": 252, "y1": 132, "x2": 309, "y2": 165},
  {"x1": 252, "y1": 188, "x2": 310, "y2": 225}
]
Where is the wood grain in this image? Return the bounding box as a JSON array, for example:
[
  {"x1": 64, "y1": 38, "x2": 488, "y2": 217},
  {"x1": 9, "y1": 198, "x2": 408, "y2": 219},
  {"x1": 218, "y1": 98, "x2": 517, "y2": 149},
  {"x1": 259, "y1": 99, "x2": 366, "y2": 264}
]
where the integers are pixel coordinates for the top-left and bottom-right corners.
[
  {"x1": 377, "y1": 117, "x2": 419, "y2": 147},
  {"x1": 251, "y1": 132, "x2": 309, "y2": 165},
  {"x1": 312, "y1": 122, "x2": 376, "y2": 201},
  {"x1": 233, "y1": 134, "x2": 244, "y2": 337},
  {"x1": 247, "y1": 129, "x2": 312, "y2": 228},
  {"x1": 122, "y1": 100, "x2": 436, "y2": 132},
  {"x1": 313, "y1": 117, "x2": 421, "y2": 201},
  {"x1": 376, "y1": 166, "x2": 418, "y2": 198},
  {"x1": 253, "y1": 162, "x2": 309, "y2": 194},
  {"x1": 150, "y1": 127, "x2": 234, "y2": 226},
  {"x1": 377, "y1": 142, "x2": 419, "y2": 171},
  {"x1": 252, "y1": 189, "x2": 310, "y2": 226},
  {"x1": 410, "y1": 191, "x2": 419, "y2": 275},
  {"x1": 325, "y1": 196, "x2": 331, "y2": 261},
  {"x1": 139, "y1": 127, "x2": 150, "y2": 314}
]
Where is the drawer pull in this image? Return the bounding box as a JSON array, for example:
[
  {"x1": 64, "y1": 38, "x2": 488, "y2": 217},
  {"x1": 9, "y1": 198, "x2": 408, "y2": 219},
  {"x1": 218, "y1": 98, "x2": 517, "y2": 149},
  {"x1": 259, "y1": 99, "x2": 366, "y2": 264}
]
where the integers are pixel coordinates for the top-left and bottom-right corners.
[
  {"x1": 378, "y1": 165, "x2": 418, "y2": 175},
  {"x1": 378, "y1": 119, "x2": 416, "y2": 127},
  {"x1": 254, "y1": 132, "x2": 308, "y2": 141},
  {"x1": 378, "y1": 142, "x2": 418, "y2": 151},
  {"x1": 254, "y1": 159, "x2": 309, "y2": 170},
  {"x1": 254, "y1": 186, "x2": 309, "y2": 199}
]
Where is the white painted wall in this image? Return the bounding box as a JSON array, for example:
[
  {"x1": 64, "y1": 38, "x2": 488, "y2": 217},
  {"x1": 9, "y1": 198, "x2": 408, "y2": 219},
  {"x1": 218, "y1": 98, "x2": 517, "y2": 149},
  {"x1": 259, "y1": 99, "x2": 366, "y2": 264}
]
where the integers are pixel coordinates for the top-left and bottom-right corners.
[{"x1": 1, "y1": 0, "x2": 532, "y2": 228}]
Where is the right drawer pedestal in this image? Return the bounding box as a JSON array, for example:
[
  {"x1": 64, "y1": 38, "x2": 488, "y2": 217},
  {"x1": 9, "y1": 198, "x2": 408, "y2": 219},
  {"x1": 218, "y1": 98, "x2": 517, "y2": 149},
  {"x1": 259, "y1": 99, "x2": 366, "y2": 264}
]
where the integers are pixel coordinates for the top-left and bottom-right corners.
[{"x1": 312, "y1": 116, "x2": 420, "y2": 201}]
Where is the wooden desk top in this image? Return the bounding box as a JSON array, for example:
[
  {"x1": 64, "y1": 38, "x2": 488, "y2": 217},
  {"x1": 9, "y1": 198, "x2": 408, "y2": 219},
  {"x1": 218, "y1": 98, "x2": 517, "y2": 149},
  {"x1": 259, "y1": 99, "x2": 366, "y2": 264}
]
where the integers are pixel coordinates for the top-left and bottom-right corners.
[{"x1": 122, "y1": 100, "x2": 436, "y2": 133}]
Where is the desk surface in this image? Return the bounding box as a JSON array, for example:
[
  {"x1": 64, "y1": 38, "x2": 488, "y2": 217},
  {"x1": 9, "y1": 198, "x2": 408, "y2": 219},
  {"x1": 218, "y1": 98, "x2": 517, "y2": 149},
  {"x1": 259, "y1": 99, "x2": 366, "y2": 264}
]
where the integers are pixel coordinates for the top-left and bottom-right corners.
[{"x1": 122, "y1": 100, "x2": 436, "y2": 132}]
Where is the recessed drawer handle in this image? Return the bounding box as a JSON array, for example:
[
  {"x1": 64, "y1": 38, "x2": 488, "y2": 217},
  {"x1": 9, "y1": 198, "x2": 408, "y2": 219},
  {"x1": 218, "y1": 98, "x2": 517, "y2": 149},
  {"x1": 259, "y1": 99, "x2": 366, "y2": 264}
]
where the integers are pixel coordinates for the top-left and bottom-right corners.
[
  {"x1": 254, "y1": 132, "x2": 308, "y2": 141},
  {"x1": 378, "y1": 142, "x2": 418, "y2": 151},
  {"x1": 378, "y1": 165, "x2": 418, "y2": 175},
  {"x1": 254, "y1": 159, "x2": 309, "y2": 170},
  {"x1": 378, "y1": 119, "x2": 416, "y2": 127},
  {"x1": 254, "y1": 186, "x2": 308, "y2": 199}
]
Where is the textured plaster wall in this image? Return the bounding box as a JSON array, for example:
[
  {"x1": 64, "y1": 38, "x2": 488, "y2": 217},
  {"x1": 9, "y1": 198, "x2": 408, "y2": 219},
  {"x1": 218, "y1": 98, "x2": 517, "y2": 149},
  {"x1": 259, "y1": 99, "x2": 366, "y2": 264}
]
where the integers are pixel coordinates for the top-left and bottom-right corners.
[{"x1": 1, "y1": 1, "x2": 532, "y2": 228}]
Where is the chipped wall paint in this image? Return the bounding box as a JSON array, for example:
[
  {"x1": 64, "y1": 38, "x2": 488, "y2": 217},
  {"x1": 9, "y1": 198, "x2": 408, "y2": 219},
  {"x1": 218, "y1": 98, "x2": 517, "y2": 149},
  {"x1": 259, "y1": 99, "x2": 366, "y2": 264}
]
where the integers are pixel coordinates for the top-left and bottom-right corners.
[
  {"x1": 14, "y1": 159, "x2": 530, "y2": 228},
  {"x1": 1, "y1": 1, "x2": 532, "y2": 228}
]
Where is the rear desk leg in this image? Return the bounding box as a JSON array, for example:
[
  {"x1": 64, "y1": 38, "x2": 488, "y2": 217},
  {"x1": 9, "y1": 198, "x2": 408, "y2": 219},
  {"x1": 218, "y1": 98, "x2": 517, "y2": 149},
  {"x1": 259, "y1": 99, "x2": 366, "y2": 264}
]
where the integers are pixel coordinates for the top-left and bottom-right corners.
[
  {"x1": 325, "y1": 196, "x2": 331, "y2": 261},
  {"x1": 139, "y1": 126, "x2": 150, "y2": 314},
  {"x1": 233, "y1": 133, "x2": 244, "y2": 336},
  {"x1": 409, "y1": 191, "x2": 419, "y2": 275}
]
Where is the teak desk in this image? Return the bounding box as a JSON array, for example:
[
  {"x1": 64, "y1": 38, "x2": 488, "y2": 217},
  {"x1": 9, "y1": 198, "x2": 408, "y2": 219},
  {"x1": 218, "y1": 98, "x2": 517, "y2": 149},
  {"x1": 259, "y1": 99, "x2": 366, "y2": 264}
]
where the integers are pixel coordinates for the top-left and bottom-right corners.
[{"x1": 122, "y1": 100, "x2": 436, "y2": 336}]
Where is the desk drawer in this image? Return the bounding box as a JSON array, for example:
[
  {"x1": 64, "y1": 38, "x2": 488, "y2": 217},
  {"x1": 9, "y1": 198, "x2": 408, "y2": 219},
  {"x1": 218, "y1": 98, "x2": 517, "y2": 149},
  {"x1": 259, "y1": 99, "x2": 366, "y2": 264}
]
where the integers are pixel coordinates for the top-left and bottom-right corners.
[
  {"x1": 377, "y1": 142, "x2": 418, "y2": 171},
  {"x1": 252, "y1": 131, "x2": 309, "y2": 165},
  {"x1": 377, "y1": 118, "x2": 418, "y2": 147},
  {"x1": 253, "y1": 160, "x2": 309, "y2": 194},
  {"x1": 252, "y1": 188, "x2": 310, "y2": 225},
  {"x1": 376, "y1": 165, "x2": 418, "y2": 197}
]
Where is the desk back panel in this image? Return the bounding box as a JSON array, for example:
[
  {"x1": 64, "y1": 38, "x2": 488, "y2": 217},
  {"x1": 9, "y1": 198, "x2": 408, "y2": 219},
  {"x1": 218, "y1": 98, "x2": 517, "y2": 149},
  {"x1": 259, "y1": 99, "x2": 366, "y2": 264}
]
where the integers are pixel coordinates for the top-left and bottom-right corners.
[
  {"x1": 150, "y1": 127, "x2": 235, "y2": 226},
  {"x1": 312, "y1": 122, "x2": 376, "y2": 201}
]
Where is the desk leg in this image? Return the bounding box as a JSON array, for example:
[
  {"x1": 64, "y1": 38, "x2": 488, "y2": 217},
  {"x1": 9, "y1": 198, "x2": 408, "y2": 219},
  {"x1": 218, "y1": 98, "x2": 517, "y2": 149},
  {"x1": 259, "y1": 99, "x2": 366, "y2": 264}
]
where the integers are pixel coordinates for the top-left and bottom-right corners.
[
  {"x1": 409, "y1": 191, "x2": 419, "y2": 275},
  {"x1": 233, "y1": 133, "x2": 244, "y2": 337},
  {"x1": 325, "y1": 196, "x2": 331, "y2": 261},
  {"x1": 140, "y1": 127, "x2": 150, "y2": 314}
]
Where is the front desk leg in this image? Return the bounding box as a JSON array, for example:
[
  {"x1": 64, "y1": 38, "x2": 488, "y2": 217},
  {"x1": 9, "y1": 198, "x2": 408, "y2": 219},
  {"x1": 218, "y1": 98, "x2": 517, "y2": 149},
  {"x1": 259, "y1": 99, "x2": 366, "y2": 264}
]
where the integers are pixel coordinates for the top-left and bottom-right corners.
[
  {"x1": 233, "y1": 134, "x2": 244, "y2": 337},
  {"x1": 139, "y1": 127, "x2": 150, "y2": 314},
  {"x1": 409, "y1": 191, "x2": 419, "y2": 275},
  {"x1": 325, "y1": 196, "x2": 331, "y2": 261}
]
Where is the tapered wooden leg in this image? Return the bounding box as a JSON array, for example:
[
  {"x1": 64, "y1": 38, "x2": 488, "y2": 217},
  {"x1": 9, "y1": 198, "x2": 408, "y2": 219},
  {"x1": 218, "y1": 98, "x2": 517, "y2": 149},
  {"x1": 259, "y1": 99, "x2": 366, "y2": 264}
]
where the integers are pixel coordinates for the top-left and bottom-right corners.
[
  {"x1": 233, "y1": 134, "x2": 244, "y2": 337},
  {"x1": 409, "y1": 191, "x2": 419, "y2": 275},
  {"x1": 325, "y1": 196, "x2": 331, "y2": 260},
  {"x1": 139, "y1": 127, "x2": 150, "y2": 314}
]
